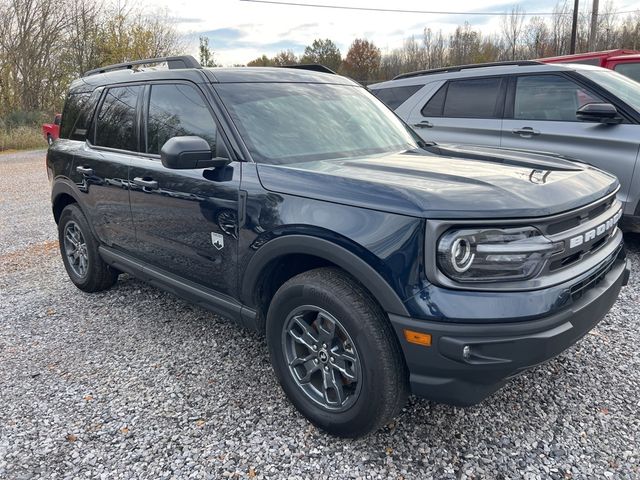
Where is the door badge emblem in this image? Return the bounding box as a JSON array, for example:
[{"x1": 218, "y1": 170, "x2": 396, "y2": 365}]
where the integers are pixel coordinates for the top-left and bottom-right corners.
[{"x1": 211, "y1": 233, "x2": 224, "y2": 250}]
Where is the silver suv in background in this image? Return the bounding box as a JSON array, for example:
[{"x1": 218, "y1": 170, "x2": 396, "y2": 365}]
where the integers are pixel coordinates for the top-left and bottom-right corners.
[{"x1": 369, "y1": 61, "x2": 640, "y2": 230}]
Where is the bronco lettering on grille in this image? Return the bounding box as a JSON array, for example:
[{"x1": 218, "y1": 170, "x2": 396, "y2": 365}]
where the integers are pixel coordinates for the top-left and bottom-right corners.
[{"x1": 568, "y1": 209, "x2": 622, "y2": 249}]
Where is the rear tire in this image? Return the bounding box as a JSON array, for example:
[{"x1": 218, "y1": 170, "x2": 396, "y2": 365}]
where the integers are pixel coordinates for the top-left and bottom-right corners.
[
  {"x1": 266, "y1": 267, "x2": 409, "y2": 437},
  {"x1": 58, "y1": 203, "x2": 118, "y2": 292},
  {"x1": 47, "y1": 134, "x2": 53, "y2": 146}
]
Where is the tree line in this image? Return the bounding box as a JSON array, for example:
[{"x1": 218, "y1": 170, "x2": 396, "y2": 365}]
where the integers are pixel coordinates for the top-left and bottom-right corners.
[
  {"x1": 0, "y1": 0, "x2": 183, "y2": 125},
  {"x1": 1, "y1": 0, "x2": 640, "y2": 128},
  {"x1": 247, "y1": 2, "x2": 640, "y2": 83}
]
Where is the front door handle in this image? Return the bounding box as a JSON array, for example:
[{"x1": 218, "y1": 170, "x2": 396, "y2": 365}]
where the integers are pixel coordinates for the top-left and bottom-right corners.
[
  {"x1": 413, "y1": 120, "x2": 433, "y2": 129},
  {"x1": 512, "y1": 127, "x2": 541, "y2": 138},
  {"x1": 133, "y1": 177, "x2": 159, "y2": 190},
  {"x1": 76, "y1": 166, "x2": 94, "y2": 175}
]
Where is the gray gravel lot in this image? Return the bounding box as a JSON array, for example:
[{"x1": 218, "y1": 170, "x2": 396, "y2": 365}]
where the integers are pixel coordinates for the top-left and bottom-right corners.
[{"x1": 1, "y1": 150, "x2": 639, "y2": 479}]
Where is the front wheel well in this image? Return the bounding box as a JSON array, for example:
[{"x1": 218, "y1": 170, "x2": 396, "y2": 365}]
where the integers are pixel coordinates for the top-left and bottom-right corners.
[{"x1": 52, "y1": 193, "x2": 77, "y2": 224}]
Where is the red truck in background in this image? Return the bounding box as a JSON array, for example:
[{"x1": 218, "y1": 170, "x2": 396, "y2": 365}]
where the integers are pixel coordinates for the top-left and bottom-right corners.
[
  {"x1": 42, "y1": 113, "x2": 61, "y2": 146},
  {"x1": 541, "y1": 49, "x2": 640, "y2": 83}
]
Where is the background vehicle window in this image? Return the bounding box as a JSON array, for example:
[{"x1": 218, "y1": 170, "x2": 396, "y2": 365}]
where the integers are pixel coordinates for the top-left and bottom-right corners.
[
  {"x1": 514, "y1": 75, "x2": 602, "y2": 122},
  {"x1": 421, "y1": 84, "x2": 447, "y2": 116},
  {"x1": 60, "y1": 91, "x2": 100, "y2": 141},
  {"x1": 370, "y1": 85, "x2": 422, "y2": 110},
  {"x1": 613, "y1": 63, "x2": 640, "y2": 83},
  {"x1": 95, "y1": 86, "x2": 141, "y2": 151},
  {"x1": 441, "y1": 77, "x2": 502, "y2": 118},
  {"x1": 146, "y1": 84, "x2": 217, "y2": 155}
]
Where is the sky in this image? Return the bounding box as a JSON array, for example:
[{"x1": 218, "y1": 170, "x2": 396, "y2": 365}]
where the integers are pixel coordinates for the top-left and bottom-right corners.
[{"x1": 150, "y1": 0, "x2": 640, "y2": 65}]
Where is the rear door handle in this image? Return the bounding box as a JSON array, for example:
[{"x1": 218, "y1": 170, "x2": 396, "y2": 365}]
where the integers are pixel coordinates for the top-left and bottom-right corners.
[
  {"x1": 76, "y1": 166, "x2": 93, "y2": 175},
  {"x1": 133, "y1": 177, "x2": 159, "y2": 190},
  {"x1": 512, "y1": 127, "x2": 541, "y2": 137},
  {"x1": 413, "y1": 120, "x2": 433, "y2": 129}
]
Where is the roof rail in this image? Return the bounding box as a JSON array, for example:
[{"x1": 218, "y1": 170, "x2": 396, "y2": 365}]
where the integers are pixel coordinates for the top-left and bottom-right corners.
[
  {"x1": 279, "y1": 64, "x2": 336, "y2": 74},
  {"x1": 83, "y1": 55, "x2": 201, "y2": 77},
  {"x1": 393, "y1": 60, "x2": 543, "y2": 80}
]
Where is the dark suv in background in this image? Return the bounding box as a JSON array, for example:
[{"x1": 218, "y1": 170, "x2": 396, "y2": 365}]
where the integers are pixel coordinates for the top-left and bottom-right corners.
[{"x1": 48, "y1": 56, "x2": 629, "y2": 437}]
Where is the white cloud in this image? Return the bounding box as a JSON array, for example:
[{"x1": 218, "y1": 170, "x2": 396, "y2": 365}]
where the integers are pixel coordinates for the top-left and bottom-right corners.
[{"x1": 148, "y1": 0, "x2": 640, "y2": 65}]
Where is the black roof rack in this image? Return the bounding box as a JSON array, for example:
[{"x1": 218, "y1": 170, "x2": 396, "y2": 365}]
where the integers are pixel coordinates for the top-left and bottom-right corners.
[
  {"x1": 393, "y1": 60, "x2": 543, "y2": 80},
  {"x1": 83, "y1": 55, "x2": 201, "y2": 77},
  {"x1": 279, "y1": 64, "x2": 336, "y2": 74}
]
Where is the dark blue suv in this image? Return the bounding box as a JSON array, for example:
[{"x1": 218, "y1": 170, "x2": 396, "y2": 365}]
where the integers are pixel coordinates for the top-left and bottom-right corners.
[{"x1": 48, "y1": 56, "x2": 630, "y2": 437}]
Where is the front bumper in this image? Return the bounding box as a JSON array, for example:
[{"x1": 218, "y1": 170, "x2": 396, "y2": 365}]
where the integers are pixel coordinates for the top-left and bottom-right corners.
[{"x1": 389, "y1": 253, "x2": 630, "y2": 406}]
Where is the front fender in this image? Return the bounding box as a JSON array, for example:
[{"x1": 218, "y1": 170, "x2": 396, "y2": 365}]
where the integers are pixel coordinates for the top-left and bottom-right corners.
[{"x1": 240, "y1": 233, "x2": 410, "y2": 316}]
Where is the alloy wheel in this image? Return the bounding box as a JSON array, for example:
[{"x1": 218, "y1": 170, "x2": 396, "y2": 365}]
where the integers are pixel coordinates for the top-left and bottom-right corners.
[
  {"x1": 282, "y1": 306, "x2": 362, "y2": 412},
  {"x1": 63, "y1": 221, "x2": 89, "y2": 278}
]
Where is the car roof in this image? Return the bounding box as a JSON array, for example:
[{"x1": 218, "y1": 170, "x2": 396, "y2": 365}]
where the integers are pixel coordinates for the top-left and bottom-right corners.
[
  {"x1": 69, "y1": 66, "x2": 357, "y2": 93},
  {"x1": 368, "y1": 62, "x2": 607, "y2": 89}
]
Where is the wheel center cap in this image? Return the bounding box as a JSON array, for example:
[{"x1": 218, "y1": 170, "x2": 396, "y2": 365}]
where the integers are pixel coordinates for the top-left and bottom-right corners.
[{"x1": 317, "y1": 349, "x2": 329, "y2": 363}]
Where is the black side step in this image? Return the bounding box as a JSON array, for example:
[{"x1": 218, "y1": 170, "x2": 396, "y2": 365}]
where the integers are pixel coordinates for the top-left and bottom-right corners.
[{"x1": 99, "y1": 246, "x2": 258, "y2": 330}]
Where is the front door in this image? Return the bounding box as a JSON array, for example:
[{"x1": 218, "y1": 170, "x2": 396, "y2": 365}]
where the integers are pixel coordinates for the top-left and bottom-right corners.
[
  {"x1": 127, "y1": 82, "x2": 240, "y2": 297},
  {"x1": 501, "y1": 73, "x2": 640, "y2": 214}
]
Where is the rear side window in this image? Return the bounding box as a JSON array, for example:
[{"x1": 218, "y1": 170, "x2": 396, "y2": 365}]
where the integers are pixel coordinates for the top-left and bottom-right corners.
[
  {"x1": 613, "y1": 62, "x2": 640, "y2": 83},
  {"x1": 371, "y1": 85, "x2": 422, "y2": 110},
  {"x1": 513, "y1": 75, "x2": 602, "y2": 122},
  {"x1": 146, "y1": 83, "x2": 217, "y2": 155},
  {"x1": 421, "y1": 77, "x2": 502, "y2": 118},
  {"x1": 60, "y1": 91, "x2": 100, "y2": 141},
  {"x1": 95, "y1": 86, "x2": 142, "y2": 151}
]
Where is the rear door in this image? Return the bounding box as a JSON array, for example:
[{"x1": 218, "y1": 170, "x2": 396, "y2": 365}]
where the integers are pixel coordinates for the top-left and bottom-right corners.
[
  {"x1": 406, "y1": 76, "x2": 506, "y2": 147},
  {"x1": 501, "y1": 73, "x2": 640, "y2": 213},
  {"x1": 69, "y1": 85, "x2": 141, "y2": 250},
  {"x1": 127, "y1": 82, "x2": 241, "y2": 296}
]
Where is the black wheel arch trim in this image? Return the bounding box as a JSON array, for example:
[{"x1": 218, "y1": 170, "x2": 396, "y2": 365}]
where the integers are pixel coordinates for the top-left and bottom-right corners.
[{"x1": 240, "y1": 234, "x2": 410, "y2": 317}]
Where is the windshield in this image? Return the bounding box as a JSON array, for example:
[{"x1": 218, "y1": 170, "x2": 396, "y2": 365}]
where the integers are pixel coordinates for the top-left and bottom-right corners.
[
  {"x1": 215, "y1": 83, "x2": 418, "y2": 164},
  {"x1": 579, "y1": 69, "x2": 640, "y2": 112}
]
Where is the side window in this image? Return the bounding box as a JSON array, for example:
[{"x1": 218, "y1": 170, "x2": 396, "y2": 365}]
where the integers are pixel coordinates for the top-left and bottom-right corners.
[
  {"x1": 146, "y1": 83, "x2": 217, "y2": 155},
  {"x1": 613, "y1": 63, "x2": 640, "y2": 83},
  {"x1": 370, "y1": 85, "x2": 422, "y2": 110},
  {"x1": 95, "y1": 86, "x2": 142, "y2": 151},
  {"x1": 60, "y1": 91, "x2": 99, "y2": 140},
  {"x1": 514, "y1": 75, "x2": 602, "y2": 122},
  {"x1": 421, "y1": 83, "x2": 447, "y2": 116},
  {"x1": 440, "y1": 77, "x2": 503, "y2": 118}
]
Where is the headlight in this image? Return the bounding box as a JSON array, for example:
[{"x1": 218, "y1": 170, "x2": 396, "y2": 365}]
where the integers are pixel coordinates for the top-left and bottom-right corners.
[{"x1": 437, "y1": 226, "x2": 564, "y2": 283}]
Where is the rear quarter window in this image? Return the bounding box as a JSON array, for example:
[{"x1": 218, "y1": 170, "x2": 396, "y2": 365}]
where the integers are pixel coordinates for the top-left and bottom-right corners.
[
  {"x1": 59, "y1": 90, "x2": 100, "y2": 141},
  {"x1": 370, "y1": 85, "x2": 422, "y2": 110}
]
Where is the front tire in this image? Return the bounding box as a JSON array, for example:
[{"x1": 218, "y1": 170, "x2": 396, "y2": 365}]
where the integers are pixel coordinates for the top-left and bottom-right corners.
[
  {"x1": 58, "y1": 203, "x2": 118, "y2": 292},
  {"x1": 47, "y1": 134, "x2": 53, "y2": 146},
  {"x1": 266, "y1": 267, "x2": 409, "y2": 437}
]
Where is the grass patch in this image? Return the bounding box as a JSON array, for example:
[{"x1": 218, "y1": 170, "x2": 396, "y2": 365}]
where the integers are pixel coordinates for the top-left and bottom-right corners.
[{"x1": 0, "y1": 126, "x2": 46, "y2": 152}]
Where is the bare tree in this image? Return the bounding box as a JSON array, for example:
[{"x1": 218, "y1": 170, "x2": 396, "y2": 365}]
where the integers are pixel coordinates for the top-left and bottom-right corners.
[{"x1": 502, "y1": 6, "x2": 526, "y2": 60}]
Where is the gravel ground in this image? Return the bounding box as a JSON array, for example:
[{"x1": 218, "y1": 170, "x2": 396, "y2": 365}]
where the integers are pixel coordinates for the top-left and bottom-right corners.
[{"x1": 1, "y1": 150, "x2": 639, "y2": 480}]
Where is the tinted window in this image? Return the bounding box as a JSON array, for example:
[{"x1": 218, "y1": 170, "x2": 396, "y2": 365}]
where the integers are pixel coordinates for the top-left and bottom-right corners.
[
  {"x1": 146, "y1": 84, "x2": 217, "y2": 155},
  {"x1": 371, "y1": 85, "x2": 422, "y2": 110},
  {"x1": 421, "y1": 84, "x2": 447, "y2": 116},
  {"x1": 60, "y1": 91, "x2": 100, "y2": 140},
  {"x1": 441, "y1": 77, "x2": 502, "y2": 118},
  {"x1": 613, "y1": 62, "x2": 640, "y2": 83},
  {"x1": 514, "y1": 75, "x2": 602, "y2": 121},
  {"x1": 95, "y1": 86, "x2": 142, "y2": 151}
]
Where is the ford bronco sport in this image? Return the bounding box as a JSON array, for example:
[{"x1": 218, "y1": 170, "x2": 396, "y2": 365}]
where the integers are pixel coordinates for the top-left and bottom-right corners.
[{"x1": 48, "y1": 56, "x2": 630, "y2": 437}]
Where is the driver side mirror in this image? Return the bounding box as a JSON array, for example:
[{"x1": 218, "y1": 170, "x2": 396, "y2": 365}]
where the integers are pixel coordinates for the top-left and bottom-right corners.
[
  {"x1": 576, "y1": 103, "x2": 622, "y2": 124},
  {"x1": 160, "y1": 136, "x2": 231, "y2": 170}
]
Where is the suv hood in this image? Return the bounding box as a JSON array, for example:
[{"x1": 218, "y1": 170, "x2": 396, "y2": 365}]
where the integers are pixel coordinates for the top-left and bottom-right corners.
[{"x1": 256, "y1": 145, "x2": 618, "y2": 219}]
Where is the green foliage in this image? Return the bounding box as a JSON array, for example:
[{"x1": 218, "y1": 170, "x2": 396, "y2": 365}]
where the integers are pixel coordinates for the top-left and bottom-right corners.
[
  {"x1": 300, "y1": 39, "x2": 341, "y2": 71},
  {"x1": 0, "y1": 126, "x2": 45, "y2": 152},
  {"x1": 199, "y1": 36, "x2": 217, "y2": 67}
]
